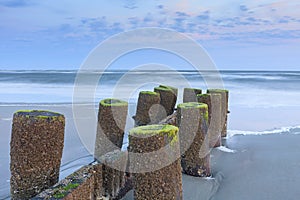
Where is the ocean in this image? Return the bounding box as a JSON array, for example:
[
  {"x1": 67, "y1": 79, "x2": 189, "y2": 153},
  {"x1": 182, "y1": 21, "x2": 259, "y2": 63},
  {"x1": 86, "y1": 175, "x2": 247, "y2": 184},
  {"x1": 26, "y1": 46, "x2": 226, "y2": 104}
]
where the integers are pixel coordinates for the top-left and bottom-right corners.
[{"x1": 1, "y1": 70, "x2": 300, "y2": 199}]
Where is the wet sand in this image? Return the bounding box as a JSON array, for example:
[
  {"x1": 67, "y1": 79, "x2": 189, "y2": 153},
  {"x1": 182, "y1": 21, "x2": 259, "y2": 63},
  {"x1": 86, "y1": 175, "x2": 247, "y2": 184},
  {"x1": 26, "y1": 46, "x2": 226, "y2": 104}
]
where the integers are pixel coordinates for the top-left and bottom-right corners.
[{"x1": 122, "y1": 133, "x2": 300, "y2": 200}]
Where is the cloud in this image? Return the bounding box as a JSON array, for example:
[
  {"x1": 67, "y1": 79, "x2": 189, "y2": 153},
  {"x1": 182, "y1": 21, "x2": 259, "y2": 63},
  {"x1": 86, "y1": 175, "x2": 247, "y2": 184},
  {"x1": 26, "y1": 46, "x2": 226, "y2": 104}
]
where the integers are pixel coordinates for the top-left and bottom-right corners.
[
  {"x1": 143, "y1": 13, "x2": 154, "y2": 23},
  {"x1": 123, "y1": 0, "x2": 137, "y2": 9},
  {"x1": 195, "y1": 11, "x2": 210, "y2": 23},
  {"x1": 239, "y1": 5, "x2": 248, "y2": 12},
  {"x1": 0, "y1": 0, "x2": 33, "y2": 7},
  {"x1": 156, "y1": 4, "x2": 164, "y2": 9},
  {"x1": 175, "y1": 11, "x2": 189, "y2": 17}
]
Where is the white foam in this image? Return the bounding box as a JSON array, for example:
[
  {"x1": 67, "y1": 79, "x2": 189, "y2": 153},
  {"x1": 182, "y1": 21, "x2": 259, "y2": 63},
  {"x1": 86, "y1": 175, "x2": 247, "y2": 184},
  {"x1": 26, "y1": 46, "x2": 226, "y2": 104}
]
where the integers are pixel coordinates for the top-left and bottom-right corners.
[
  {"x1": 216, "y1": 146, "x2": 236, "y2": 153},
  {"x1": 227, "y1": 125, "x2": 300, "y2": 138},
  {"x1": 0, "y1": 118, "x2": 11, "y2": 121}
]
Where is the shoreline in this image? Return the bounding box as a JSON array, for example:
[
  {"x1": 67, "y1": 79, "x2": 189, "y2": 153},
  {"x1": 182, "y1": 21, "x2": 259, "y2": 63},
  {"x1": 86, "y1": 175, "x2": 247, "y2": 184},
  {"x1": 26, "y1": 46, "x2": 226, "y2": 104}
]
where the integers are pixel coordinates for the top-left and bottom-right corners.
[{"x1": 1, "y1": 104, "x2": 300, "y2": 199}]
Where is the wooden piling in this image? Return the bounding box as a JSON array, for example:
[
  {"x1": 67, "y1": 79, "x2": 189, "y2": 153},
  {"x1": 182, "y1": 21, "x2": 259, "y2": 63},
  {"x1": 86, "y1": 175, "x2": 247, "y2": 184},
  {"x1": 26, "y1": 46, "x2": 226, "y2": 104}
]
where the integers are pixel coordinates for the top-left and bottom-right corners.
[
  {"x1": 207, "y1": 89, "x2": 229, "y2": 137},
  {"x1": 177, "y1": 102, "x2": 210, "y2": 177},
  {"x1": 128, "y1": 124, "x2": 182, "y2": 200},
  {"x1": 183, "y1": 88, "x2": 202, "y2": 103},
  {"x1": 94, "y1": 98, "x2": 128, "y2": 160},
  {"x1": 99, "y1": 150, "x2": 128, "y2": 199},
  {"x1": 10, "y1": 110, "x2": 65, "y2": 199},
  {"x1": 197, "y1": 93, "x2": 222, "y2": 147},
  {"x1": 134, "y1": 91, "x2": 161, "y2": 126},
  {"x1": 154, "y1": 85, "x2": 178, "y2": 119}
]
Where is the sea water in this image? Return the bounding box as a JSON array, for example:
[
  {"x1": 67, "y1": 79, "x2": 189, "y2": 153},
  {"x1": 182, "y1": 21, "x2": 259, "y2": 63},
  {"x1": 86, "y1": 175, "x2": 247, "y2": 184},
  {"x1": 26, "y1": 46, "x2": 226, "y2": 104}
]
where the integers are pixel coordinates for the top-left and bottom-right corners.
[{"x1": 1, "y1": 70, "x2": 300, "y2": 199}]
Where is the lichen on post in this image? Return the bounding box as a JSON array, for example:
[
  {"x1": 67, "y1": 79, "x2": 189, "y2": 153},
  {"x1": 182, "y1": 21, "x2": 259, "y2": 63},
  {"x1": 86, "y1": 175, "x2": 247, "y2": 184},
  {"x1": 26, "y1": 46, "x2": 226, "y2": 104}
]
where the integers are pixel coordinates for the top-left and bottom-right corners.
[
  {"x1": 94, "y1": 98, "x2": 128, "y2": 161},
  {"x1": 128, "y1": 124, "x2": 183, "y2": 200},
  {"x1": 154, "y1": 85, "x2": 178, "y2": 120},
  {"x1": 134, "y1": 91, "x2": 161, "y2": 126},
  {"x1": 197, "y1": 93, "x2": 222, "y2": 147},
  {"x1": 183, "y1": 88, "x2": 202, "y2": 103},
  {"x1": 10, "y1": 110, "x2": 65, "y2": 200},
  {"x1": 207, "y1": 89, "x2": 229, "y2": 137},
  {"x1": 177, "y1": 102, "x2": 211, "y2": 177}
]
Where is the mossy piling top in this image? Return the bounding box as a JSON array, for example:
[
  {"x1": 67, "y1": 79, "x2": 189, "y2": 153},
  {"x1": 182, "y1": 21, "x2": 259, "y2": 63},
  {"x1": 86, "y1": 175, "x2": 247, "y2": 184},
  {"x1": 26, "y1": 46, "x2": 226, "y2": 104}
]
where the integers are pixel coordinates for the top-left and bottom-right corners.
[
  {"x1": 197, "y1": 94, "x2": 211, "y2": 98},
  {"x1": 177, "y1": 102, "x2": 208, "y2": 110},
  {"x1": 100, "y1": 98, "x2": 128, "y2": 107},
  {"x1": 207, "y1": 89, "x2": 229, "y2": 93},
  {"x1": 129, "y1": 124, "x2": 178, "y2": 138},
  {"x1": 155, "y1": 85, "x2": 178, "y2": 93},
  {"x1": 14, "y1": 110, "x2": 64, "y2": 119},
  {"x1": 140, "y1": 91, "x2": 159, "y2": 96}
]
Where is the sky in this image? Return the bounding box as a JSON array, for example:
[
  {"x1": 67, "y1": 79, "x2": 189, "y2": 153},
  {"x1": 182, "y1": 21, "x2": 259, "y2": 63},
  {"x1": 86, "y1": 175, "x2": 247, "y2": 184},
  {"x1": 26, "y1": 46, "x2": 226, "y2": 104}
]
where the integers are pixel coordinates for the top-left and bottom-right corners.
[{"x1": 0, "y1": 0, "x2": 299, "y2": 71}]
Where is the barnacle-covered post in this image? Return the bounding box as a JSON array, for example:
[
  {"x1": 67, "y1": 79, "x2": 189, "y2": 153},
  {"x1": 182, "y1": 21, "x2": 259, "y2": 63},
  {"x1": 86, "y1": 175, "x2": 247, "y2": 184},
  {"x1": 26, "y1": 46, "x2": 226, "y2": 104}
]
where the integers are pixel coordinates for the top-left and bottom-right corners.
[
  {"x1": 99, "y1": 150, "x2": 128, "y2": 199},
  {"x1": 177, "y1": 102, "x2": 210, "y2": 177},
  {"x1": 183, "y1": 88, "x2": 202, "y2": 103},
  {"x1": 10, "y1": 110, "x2": 65, "y2": 200},
  {"x1": 134, "y1": 91, "x2": 161, "y2": 126},
  {"x1": 207, "y1": 89, "x2": 229, "y2": 137},
  {"x1": 128, "y1": 125, "x2": 182, "y2": 200},
  {"x1": 197, "y1": 93, "x2": 222, "y2": 147},
  {"x1": 154, "y1": 85, "x2": 178, "y2": 120},
  {"x1": 94, "y1": 98, "x2": 128, "y2": 160}
]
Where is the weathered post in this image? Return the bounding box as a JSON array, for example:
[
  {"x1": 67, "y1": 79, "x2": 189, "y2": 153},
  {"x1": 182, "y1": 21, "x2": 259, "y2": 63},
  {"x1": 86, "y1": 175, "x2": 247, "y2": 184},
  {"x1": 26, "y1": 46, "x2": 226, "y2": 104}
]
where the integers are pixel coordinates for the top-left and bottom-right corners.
[
  {"x1": 94, "y1": 98, "x2": 128, "y2": 160},
  {"x1": 183, "y1": 88, "x2": 202, "y2": 103},
  {"x1": 207, "y1": 89, "x2": 229, "y2": 137},
  {"x1": 99, "y1": 150, "x2": 128, "y2": 199},
  {"x1": 10, "y1": 110, "x2": 65, "y2": 199},
  {"x1": 154, "y1": 85, "x2": 178, "y2": 119},
  {"x1": 134, "y1": 91, "x2": 161, "y2": 126},
  {"x1": 197, "y1": 93, "x2": 222, "y2": 147},
  {"x1": 128, "y1": 124, "x2": 182, "y2": 200},
  {"x1": 177, "y1": 102, "x2": 210, "y2": 177}
]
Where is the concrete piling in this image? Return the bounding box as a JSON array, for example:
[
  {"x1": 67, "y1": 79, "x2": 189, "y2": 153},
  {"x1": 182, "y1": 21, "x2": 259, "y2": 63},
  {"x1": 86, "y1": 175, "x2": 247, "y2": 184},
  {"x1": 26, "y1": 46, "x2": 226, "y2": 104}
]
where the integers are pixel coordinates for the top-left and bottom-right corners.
[{"x1": 10, "y1": 110, "x2": 65, "y2": 199}]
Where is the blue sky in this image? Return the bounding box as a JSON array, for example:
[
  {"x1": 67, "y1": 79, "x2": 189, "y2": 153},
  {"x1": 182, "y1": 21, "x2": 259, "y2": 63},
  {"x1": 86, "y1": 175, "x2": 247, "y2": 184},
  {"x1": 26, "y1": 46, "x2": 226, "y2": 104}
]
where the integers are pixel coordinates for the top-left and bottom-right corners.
[{"x1": 0, "y1": 0, "x2": 299, "y2": 70}]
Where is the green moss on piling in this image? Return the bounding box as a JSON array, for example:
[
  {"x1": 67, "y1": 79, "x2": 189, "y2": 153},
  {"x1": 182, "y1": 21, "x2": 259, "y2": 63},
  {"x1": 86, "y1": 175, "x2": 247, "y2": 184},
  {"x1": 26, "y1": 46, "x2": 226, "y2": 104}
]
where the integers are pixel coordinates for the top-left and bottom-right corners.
[
  {"x1": 100, "y1": 98, "x2": 128, "y2": 107},
  {"x1": 158, "y1": 85, "x2": 178, "y2": 93},
  {"x1": 52, "y1": 183, "x2": 80, "y2": 199},
  {"x1": 177, "y1": 102, "x2": 209, "y2": 123},
  {"x1": 177, "y1": 102, "x2": 207, "y2": 109},
  {"x1": 197, "y1": 94, "x2": 210, "y2": 98},
  {"x1": 207, "y1": 89, "x2": 228, "y2": 93},
  {"x1": 14, "y1": 110, "x2": 64, "y2": 120},
  {"x1": 154, "y1": 86, "x2": 173, "y2": 92},
  {"x1": 140, "y1": 91, "x2": 159, "y2": 96},
  {"x1": 130, "y1": 124, "x2": 179, "y2": 146}
]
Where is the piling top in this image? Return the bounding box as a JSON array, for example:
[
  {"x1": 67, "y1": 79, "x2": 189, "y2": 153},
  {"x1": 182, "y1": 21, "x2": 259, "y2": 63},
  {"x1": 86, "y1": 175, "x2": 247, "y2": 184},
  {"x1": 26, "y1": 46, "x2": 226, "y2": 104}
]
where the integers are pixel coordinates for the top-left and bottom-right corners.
[
  {"x1": 184, "y1": 87, "x2": 202, "y2": 92},
  {"x1": 177, "y1": 102, "x2": 208, "y2": 110},
  {"x1": 129, "y1": 124, "x2": 178, "y2": 138},
  {"x1": 100, "y1": 98, "x2": 128, "y2": 107},
  {"x1": 207, "y1": 89, "x2": 229, "y2": 93},
  {"x1": 177, "y1": 102, "x2": 208, "y2": 122},
  {"x1": 14, "y1": 110, "x2": 64, "y2": 119},
  {"x1": 154, "y1": 86, "x2": 173, "y2": 92},
  {"x1": 155, "y1": 85, "x2": 178, "y2": 93},
  {"x1": 197, "y1": 94, "x2": 211, "y2": 98},
  {"x1": 140, "y1": 91, "x2": 159, "y2": 96}
]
